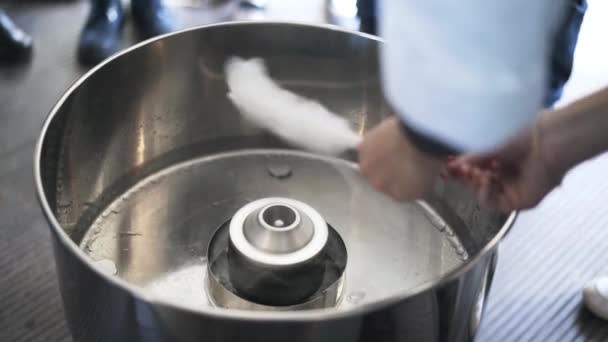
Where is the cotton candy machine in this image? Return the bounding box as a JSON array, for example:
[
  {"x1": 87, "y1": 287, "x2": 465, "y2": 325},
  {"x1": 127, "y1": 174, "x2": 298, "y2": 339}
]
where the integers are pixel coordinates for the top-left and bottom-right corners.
[
  {"x1": 208, "y1": 196, "x2": 347, "y2": 309},
  {"x1": 35, "y1": 22, "x2": 514, "y2": 342}
]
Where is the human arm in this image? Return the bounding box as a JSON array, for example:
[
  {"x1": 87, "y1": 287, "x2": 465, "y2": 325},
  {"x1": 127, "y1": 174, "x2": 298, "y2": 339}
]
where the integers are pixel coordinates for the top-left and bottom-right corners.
[
  {"x1": 447, "y1": 87, "x2": 608, "y2": 211},
  {"x1": 359, "y1": 0, "x2": 569, "y2": 200}
]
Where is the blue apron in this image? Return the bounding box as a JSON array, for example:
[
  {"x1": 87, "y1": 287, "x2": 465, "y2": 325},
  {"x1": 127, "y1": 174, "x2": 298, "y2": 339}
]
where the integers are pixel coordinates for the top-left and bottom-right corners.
[{"x1": 356, "y1": 0, "x2": 588, "y2": 107}]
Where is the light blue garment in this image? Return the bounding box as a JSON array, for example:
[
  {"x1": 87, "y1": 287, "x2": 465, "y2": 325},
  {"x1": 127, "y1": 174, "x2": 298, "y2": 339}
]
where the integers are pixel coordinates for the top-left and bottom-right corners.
[{"x1": 381, "y1": 0, "x2": 569, "y2": 152}]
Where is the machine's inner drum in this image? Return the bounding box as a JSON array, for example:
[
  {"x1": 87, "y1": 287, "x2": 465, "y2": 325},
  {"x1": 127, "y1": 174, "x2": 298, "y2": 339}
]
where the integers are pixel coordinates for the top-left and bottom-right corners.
[
  {"x1": 206, "y1": 214, "x2": 347, "y2": 310},
  {"x1": 79, "y1": 149, "x2": 469, "y2": 312}
]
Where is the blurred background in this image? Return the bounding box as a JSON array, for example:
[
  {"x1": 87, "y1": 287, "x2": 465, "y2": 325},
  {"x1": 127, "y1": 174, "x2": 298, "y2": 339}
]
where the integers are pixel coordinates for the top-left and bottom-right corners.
[{"x1": 1, "y1": 0, "x2": 607, "y2": 341}]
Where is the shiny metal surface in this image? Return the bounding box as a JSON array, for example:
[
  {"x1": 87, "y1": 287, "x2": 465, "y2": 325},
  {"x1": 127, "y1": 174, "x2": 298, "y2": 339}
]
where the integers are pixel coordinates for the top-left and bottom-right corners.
[
  {"x1": 227, "y1": 195, "x2": 331, "y2": 305},
  {"x1": 207, "y1": 215, "x2": 347, "y2": 310},
  {"x1": 207, "y1": 260, "x2": 346, "y2": 311},
  {"x1": 231, "y1": 197, "x2": 328, "y2": 261},
  {"x1": 35, "y1": 22, "x2": 515, "y2": 341},
  {"x1": 79, "y1": 150, "x2": 466, "y2": 307}
]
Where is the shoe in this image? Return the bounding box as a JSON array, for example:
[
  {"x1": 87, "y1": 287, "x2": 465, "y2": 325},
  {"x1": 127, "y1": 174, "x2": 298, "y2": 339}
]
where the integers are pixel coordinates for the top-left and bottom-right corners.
[
  {"x1": 359, "y1": 17, "x2": 376, "y2": 35},
  {"x1": 78, "y1": 0, "x2": 125, "y2": 66},
  {"x1": 583, "y1": 276, "x2": 608, "y2": 320},
  {"x1": 357, "y1": 0, "x2": 377, "y2": 35},
  {"x1": 131, "y1": 0, "x2": 176, "y2": 39},
  {"x1": 0, "y1": 10, "x2": 33, "y2": 63}
]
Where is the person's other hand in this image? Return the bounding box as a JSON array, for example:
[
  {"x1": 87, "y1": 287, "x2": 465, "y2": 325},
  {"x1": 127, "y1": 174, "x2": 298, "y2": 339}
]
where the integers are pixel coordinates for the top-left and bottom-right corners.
[
  {"x1": 446, "y1": 120, "x2": 561, "y2": 212},
  {"x1": 358, "y1": 117, "x2": 444, "y2": 200}
]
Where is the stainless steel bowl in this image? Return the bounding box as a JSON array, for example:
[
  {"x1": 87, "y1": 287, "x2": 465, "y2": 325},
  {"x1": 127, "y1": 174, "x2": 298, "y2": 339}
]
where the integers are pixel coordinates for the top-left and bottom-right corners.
[{"x1": 35, "y1": 22, "x2": 515, "y2": 342}]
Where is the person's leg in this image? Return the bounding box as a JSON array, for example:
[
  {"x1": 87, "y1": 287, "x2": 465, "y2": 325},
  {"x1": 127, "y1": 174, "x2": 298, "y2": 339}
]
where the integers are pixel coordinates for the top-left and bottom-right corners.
[
  {"x1": 0, "y1": 9, "x2": 33, "y2": 63},
  {"x1": 78, "y1": 0, "x2": 125, "y2": 66},
  {"x1": 545, "y1": 0, "x2": 587, "y2": 106},
  {"x1": 130, "y1": 0, "x2": 176, "y2": 39},
  {"x1": 357, "y1": 0, "x2": 377, "y2": 35}
]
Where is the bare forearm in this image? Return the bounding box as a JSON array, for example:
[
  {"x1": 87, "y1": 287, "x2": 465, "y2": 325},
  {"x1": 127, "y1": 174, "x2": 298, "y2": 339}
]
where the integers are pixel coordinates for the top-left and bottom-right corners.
[{"x1": 542, "y1": 87, "x2": 608, "y2": 176}]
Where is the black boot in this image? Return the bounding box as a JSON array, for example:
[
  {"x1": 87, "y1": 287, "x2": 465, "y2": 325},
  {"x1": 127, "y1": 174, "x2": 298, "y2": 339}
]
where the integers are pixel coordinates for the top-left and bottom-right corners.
[
  {"x1": 131, "y1": 0, "x2": 176, "y2": 39},
  {"x1": 356, "y1": 0, "x2": 377, "y2": 35},
  {"x1": 0, "y1": 10, "x2": 33, "y2": 63},
  {"x1": 78, "y1": 0, "x2": 125, "y2": 66}
]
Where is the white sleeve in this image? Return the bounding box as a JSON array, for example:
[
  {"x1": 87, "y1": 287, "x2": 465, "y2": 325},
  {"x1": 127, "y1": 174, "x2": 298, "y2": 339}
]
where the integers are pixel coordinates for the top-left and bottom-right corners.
[{"x1": 380, "y1": 0, "x2": 568, "y2": 152}]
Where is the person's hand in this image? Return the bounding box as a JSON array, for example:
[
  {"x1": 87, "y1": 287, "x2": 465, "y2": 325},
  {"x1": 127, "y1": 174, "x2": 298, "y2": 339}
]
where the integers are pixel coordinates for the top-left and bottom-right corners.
[
  {"x1": 358, "y1": 117, "x2": 444, "y2": 200},
  {"x1": 446, "y1": 119, "x2": 562, "y2": 212}
]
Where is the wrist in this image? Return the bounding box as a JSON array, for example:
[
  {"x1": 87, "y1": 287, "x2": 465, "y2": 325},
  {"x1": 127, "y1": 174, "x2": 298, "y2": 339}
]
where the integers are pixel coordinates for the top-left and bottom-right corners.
[{"x1": 535, "y1": 111, "x2": 568, "y2": 185}]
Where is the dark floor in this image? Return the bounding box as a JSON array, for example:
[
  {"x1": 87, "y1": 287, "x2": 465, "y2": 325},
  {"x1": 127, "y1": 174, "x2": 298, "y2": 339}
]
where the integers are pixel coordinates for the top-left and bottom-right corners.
[{"x1": 0, "y1": 1, "x2": 607, "y2": 341}]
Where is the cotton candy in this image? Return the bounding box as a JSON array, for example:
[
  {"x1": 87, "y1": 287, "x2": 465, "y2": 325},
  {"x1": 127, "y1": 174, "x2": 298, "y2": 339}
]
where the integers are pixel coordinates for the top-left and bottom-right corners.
[{"x1": 225, "y1": 57, "x2": 361, "y2": 155}]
